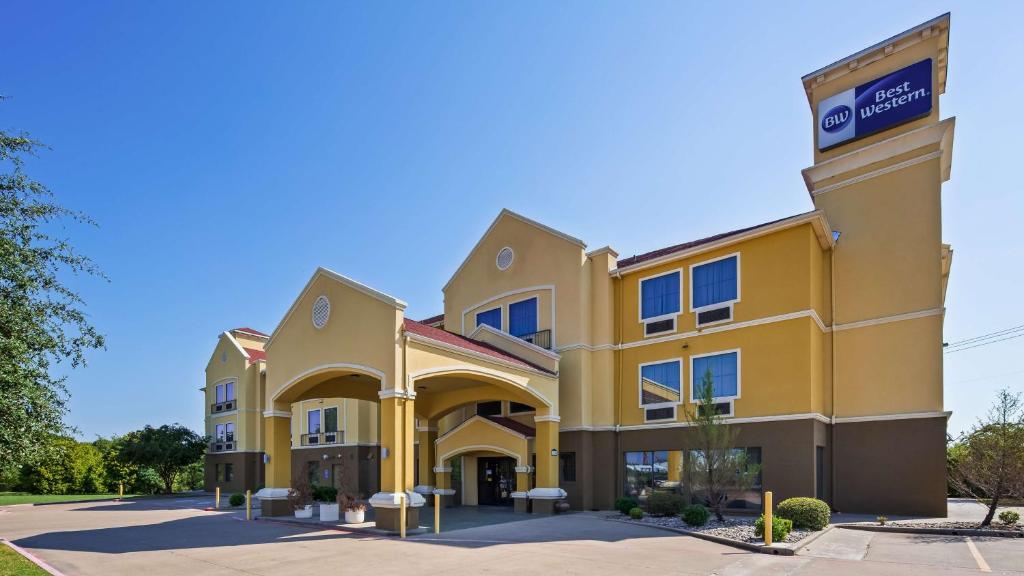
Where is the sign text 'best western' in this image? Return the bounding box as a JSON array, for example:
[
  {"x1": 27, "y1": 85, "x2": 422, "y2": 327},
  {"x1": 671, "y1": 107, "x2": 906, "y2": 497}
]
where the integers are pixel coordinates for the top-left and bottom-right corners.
[{"x1": 817, "y1": 58, "x2": 932, "y2": 151}]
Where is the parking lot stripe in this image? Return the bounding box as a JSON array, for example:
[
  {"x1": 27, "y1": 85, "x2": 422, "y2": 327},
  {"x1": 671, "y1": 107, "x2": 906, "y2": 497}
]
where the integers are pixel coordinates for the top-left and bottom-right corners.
[{"x1": 965, "y1": 537, "x2": 991, "y2": 573}]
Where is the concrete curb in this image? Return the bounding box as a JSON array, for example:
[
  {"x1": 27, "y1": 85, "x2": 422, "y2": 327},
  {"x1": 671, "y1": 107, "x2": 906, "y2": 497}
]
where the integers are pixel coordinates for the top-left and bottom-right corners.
[
  {"x1": 600, "y1": 516, "x2": 796, "y2": 556},
  {"x1": 1, "y1": 539, "x2": 67, "y2": 576},
  {"x1": 836, "y1": 524, "x2": 1023, "y2": 538}
]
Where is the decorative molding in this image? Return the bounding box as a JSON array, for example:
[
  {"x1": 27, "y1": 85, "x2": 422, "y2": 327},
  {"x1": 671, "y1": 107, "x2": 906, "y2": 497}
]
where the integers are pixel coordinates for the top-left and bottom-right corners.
[
  {"x1": 254, "y1": 488, "x2": 290, "y2": 500},
  {"x1": 832, "y1": 308, "x2": 944, "y2": 332},
  {"x1": 436, "y1": 415, "x2": 529, "y2": 444},
  {"x1": 802, "y1": 118, "x2": 955, "y2": 195},
  {"x1": 534, "y1": 415, "x2": 561, "y2": 423},
  {"x1": 432, "y1": 466, "x2": 452, "y2": 474},
  {"x1": 459, "y1": 284, "x2": 558, "y2": 350},
  {"x1": 514, "y1": 466, "x2": 534, "y2": 474},
  {"x1": 438, "y1": 444, "x2": 524, "y2": 467},
  {"x1": 432, "y1": 488, "x2": 456, "y2": 496},
  {"x1": 555, "y1": 343, "x2": 617, "y2": 353},
  {"x1": 620, "y1": 309, "x2": 827, "y2": 350},
  {"x1": 416, "y1": 426, "x2": 438, "y2": 433},
  {"x1": 834, "y1": 411, "x2": 951, "y2": 424},
  {"x1": 369, "y1": 491, "x2": 425, "y2": 509},
  {"x1": 413, "y1": 485, "x2": 435, "y2": 495},
  {"x1": 262, "y1": 410, "x2": 292, "y2": 418},
  {"x1": 270, "y1": 362, "x2": 387, "y2": 404},
  {"x1": 511, "y1": 491, "x2": 529, "y2": 499},
  {"x1": 470, "y1": 323, "x2": 562, "y2": 361},
  {"x1": 378, "y1": 388, "x2": 416, "y2": 400}
]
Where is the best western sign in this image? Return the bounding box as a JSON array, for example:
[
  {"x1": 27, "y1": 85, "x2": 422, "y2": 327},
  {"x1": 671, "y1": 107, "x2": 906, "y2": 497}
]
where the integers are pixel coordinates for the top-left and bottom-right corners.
[{"x1": 817, "y1": 58, "x2": 933, "y2": 151}]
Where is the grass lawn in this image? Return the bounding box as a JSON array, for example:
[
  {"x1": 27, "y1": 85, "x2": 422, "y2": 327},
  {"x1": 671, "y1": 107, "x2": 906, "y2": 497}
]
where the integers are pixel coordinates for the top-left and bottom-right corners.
[
  {"x1": 0, "y1": 544, "x2": 48, "y2": 576},
  {"x1": 0, "y1": 492, "x2": 136, "y2": 506}
]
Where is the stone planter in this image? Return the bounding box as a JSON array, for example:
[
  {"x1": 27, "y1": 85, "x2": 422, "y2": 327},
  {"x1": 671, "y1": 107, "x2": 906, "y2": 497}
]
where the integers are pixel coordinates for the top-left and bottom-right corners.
[
  {"x1": 319, "y1": 503, "x2": 339, "y2": 522},
  {"x1": 344, "y1": 509, "x2": 366, "y2": 524},
  {"x1": 294, "y1": 505, "x2": 313, "y2": 519}
]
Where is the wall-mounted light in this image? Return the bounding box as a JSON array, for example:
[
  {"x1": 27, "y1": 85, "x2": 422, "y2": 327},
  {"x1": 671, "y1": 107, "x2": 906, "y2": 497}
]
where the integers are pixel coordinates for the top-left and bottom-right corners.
[
  {"x1": 832, "y1": 230, "x2": 842, "y2": 243},
  {"x1": 263, "y1": 454, "x2": 271, "y2": 464},
  {"x1": 381, "y1": 446, "x2": 390, "y2": 459},
  {"x1": 322, "y1": 454, "x2": 328, "y2": 460},
  {"x1": 550, "y1": 449, "x2": 559, "y2": 457}
]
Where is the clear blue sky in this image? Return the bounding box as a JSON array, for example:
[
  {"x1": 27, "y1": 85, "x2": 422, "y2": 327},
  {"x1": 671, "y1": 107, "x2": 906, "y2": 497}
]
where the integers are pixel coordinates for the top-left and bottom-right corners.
[{"x1": 4, "y1": 1, "x2": 1022, "y2": 440}]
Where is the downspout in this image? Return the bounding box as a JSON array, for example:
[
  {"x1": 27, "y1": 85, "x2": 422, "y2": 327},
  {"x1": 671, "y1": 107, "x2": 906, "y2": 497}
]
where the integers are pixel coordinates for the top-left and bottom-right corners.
[
  {"x1": 830, "y1": 239, "x2": 838, "y2": 510},
  {"x1": 613, "y1": 269, "x2": 623, "y2": 498}
]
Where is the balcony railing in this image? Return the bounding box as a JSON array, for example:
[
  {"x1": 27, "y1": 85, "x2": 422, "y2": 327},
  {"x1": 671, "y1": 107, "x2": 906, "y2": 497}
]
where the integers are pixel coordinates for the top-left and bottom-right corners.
[
  {"x1": 211, "y1": 399, "x2": 236, "y2": 413},
  {"x1": 210, "y1": 439, "x2": 235, "y2": 452},
  {"x1": 516, "y1": 329, "x2": 552, "y2": 350},
  {"x1": 301, "y1": 431, "x2": 343, "y2": 446}
]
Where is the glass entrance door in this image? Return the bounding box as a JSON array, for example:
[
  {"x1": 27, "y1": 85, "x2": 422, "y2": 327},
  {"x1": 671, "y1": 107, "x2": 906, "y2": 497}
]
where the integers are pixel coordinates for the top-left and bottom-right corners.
[{"x1": 477, "y1": 457, "x2": 515, "y2": 506}]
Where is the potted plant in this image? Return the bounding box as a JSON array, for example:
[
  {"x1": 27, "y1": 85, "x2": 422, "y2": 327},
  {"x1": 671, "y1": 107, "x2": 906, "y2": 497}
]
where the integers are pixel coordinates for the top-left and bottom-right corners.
[
  {"x1": 339, "y1": 493, "x2": 366, "y2": 524},
  {"x1": 288, "y1": 475, "x2": 314, "y2": 519},
  {"x1": 317, "y1": 485, "x2": 340, "y2": 522}
]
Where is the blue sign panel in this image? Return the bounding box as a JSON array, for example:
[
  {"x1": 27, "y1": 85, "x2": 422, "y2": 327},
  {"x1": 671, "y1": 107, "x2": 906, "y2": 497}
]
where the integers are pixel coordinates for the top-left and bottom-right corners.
[{"x1": 817, "y1": 59, "x2": 932, "y2": 151}]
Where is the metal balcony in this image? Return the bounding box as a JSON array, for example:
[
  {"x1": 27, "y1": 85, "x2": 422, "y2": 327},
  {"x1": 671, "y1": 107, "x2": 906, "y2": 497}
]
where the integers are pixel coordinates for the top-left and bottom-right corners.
[
  {"x1": 211, "y1": 399, "x2": 236, "y2": 413},
  {"x1": 210, "y1": 440, "x2": 235, "y2": 452},
  {"x1": 516, "y1": 329, "x2": 551, "y2": 350},
  {"x1": 300, "y1": 431, "x2": 343, "y2": 446}
]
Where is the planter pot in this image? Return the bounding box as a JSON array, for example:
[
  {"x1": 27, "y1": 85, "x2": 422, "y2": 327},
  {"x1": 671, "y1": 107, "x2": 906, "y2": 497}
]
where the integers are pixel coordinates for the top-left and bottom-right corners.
[
  {"x1": 319, "y1": 503, "x2": 339, "y2": 522},
  {"x1": 344, "y1": 509, "x2": 366, "y2": 524},
  {"x1": 294, "y1": 505, "x2": 313, "y2": 519}
]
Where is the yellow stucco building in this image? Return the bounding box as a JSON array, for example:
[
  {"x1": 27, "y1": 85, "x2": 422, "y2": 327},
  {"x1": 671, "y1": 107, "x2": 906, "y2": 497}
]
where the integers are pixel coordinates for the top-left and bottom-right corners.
[{"x1": 204, "y1": 14, "x2": 955, "y2": 529}]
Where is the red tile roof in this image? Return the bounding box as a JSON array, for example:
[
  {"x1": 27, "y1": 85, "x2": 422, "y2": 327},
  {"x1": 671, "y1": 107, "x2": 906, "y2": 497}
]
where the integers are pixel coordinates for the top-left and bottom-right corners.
[
  {"x1": 243, "y1": 348, "x2": 267, "y2": 362},
  {"x1": 233, "y1": 327, "x2": 269, "y2": 338},
  {"x1": 403, "y1": 319, "x2": 556, "y2": 375},
  {"x1": 418, "y1": 313, "x2": 444, "y2": 326},
  {"x1": 616, "y1": 212, "x2": 813, "y2": 269},
  {"x1": 483, "y1": 415, "x2": 535, "y2": 437}
]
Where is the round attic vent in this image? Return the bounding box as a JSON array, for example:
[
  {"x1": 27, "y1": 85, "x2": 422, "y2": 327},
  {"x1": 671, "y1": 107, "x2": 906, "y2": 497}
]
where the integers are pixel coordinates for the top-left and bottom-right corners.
[
  {"x1": 312, "y1": 295, "x2": 331, "y2": 329},
  {"x1": 496, "y1": 247, "x2": 514, "y2": 271}
]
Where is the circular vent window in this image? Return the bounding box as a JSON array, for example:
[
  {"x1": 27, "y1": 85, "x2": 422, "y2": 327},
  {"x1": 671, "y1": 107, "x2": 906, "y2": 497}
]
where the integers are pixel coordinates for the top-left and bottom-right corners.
[
  {"x1": 496, "y1": 247, "x2": 514, "y2": 271},
  {"x1": 312, "y1": 295, "x2": 331, "y2": 329}
]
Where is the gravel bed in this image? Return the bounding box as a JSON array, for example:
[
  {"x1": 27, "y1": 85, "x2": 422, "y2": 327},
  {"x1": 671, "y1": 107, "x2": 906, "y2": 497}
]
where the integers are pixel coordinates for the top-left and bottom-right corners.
[
  {"x1": 883, "y1": 521, "x2": 1022, "y2": 533},
  {"x1": 606, "y1": 512, "x2": 812, "y2": 544}
]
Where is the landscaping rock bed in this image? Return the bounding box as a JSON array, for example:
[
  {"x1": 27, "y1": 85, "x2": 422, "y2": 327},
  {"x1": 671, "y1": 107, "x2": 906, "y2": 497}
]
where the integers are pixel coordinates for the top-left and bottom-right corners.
[
  {"x1": 605, "y1": 512, "x2": 812, "y2": 544},
  {"x1": 883, "y1": 521, "x2": 1022, "y2": 533}
]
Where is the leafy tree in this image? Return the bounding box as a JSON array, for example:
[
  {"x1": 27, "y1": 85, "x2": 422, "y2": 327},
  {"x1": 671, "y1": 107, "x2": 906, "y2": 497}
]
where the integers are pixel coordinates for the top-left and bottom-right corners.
[
  {"x1": 682, "y1": 368, "x2": 761, "y2": 521},
  {"x1": 950, "y1": 389, "x2": 1024, "y2": 526},
  {"x1": 117, "y1": 425, "x2": 207, "y2": 494},
  {"x1": 0, "y1": 122, "x2": 105, "y2": 473},
  {"x1": 18, "y1": 436, "x2": 105, "y2": 494}
]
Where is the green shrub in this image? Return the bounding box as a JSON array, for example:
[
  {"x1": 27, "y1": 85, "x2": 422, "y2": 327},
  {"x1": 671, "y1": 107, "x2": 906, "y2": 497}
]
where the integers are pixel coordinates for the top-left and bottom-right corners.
[
  {"x1": 312, "y1": 484, "x2": 338, "y2": 503},
  {"x1": 681, "y1": 504, "x2": 710, "y2": 526},
  {"x1": 229, "y1": 493, "x2": 245, "y2": 507},
  {"x1": 999, "y1": 510, "x2": 1020, "y2": 526},
  {"x1": 647, "y1": 491, "x2": 686, "y2": 516},
  {"x1": 754, "y1": 515, "x2": 792, "y2": 541},
  {"x1": 776, "y1": 497, "x2": 830, "y2": 530},
  {"x1": 629, "y1": 507, "x2": 644, "y2": 520},
  {"x1": 615, "y1": 496, "x2": 639, "y2": 515}
]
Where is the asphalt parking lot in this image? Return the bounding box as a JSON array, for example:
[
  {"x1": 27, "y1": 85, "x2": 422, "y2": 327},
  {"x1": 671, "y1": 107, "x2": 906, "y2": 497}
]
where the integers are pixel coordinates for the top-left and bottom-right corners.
[{"x1": 0, "y1": 496, "x2": 1020, "y2": 575}]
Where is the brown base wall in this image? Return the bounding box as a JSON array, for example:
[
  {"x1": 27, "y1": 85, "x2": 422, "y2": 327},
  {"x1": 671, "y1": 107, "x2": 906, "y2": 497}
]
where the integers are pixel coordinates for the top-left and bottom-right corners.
[
  {"x1": 561, "y1": 416, "x2": 944, "y2": 517},
  {"x1": 290, "y1": 445, "x2": 379, "y2": 498},
  {"x1": 834, "y1": 416, "x2": 947, "y2": 517},
  {"x1": 204, "y1": 452, "x2": 264, "y2": 494}
]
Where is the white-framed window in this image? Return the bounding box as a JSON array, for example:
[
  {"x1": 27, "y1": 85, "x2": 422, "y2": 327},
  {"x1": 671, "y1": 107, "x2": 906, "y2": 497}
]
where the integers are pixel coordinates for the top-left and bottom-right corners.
[
  {"x1": 638, "y1": 269, "x2": 682, "y2": 337},
  {"x1": 638, "y1": 358, "x2": 683, "y2": 422},
  {"x1": 307, "y1": 408, "x2": 321, "y2": 434},
  {"x1": 225, "y1": 422, "x2": 235, "y2": 442},
  {"x1": 215, "y1": 384, "x2": 225, "y2": 404},
  {"x1": 690, "y1": 253, "x2": 740, "y2": 327},
  {"x1": 214, "y1": 381, "x2": 235, "y2": 404},
  {"x1": 508, "y1": 297, "x2": 539, "y2": 338},
  {"x1": 215, "y1": 423, "x2": 226, "y2": 441},
  {"x1": 689, "y1": 349, "x2": 741, "y2": 403}
]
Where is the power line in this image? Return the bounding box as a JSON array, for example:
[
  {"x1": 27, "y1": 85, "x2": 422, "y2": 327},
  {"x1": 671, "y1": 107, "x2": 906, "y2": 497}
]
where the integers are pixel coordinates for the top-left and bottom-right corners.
[
  {"x1": 945, "y1": 332, "x2": 1024, "y2": 354},
  {"x1": 945, "y1": 324, "x2": 1024, "y2": 348}
]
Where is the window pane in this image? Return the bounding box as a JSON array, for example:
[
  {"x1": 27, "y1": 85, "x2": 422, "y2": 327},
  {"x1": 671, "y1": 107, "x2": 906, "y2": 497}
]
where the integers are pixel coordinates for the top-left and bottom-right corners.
[
  {"x1": 624, "y1": 452, "x2": 653, "y2": 499},
  {"x1": 324, "y1": 407, "x2": 338, "y2": 433},
  {"x1": 692, "y1": 352, "x2": 738, "y2": 399},
  {"x1": 226, "y1": 422, "x2": 234, "y2": 441},
  {"x1": 641, "y1": 272, "x2": 680, "y2": 320},
  {"x1": 225, "y1": 463, "x2": 234, "y2": 482},
  {"x1": 216, "y1": 385, "x2": 225, "y2": 403},
  {"x1": 476, "y1": 308, "x2": 502, "y2": 330},
  {"x1": 216, "y1": 424, "x2": 225, "y2": 441},
  {"x1": 308, "y1": 410, "x2": 321, "y2": 434},
  {"x1": 508, "y1": 298, "x2": 538, "y2": 337},
  {"x1": 652, "y1": 451, "x2": 670, "y2": 490},
  {"x1": 226, "y1": 382, "x2": 234, "y2": 401},
  {"x1": 560, "y1": 452, "x2": 576, "y2": 482},
  {"x1": 693, "y1": 256, "x2": 738, "y2": 309},
  {"x1": 641, "y1": 360, "x2": 681, "y2": 405},
  {"x1": 509, "y1": 401, "x2": 533, "y2": 413}
]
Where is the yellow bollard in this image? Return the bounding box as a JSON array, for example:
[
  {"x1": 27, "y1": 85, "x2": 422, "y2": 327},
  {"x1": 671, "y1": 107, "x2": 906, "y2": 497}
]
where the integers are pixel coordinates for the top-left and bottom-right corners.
[
  {"x1": 434, "y1": 492, "x2": 440, "y2": 534},
  {"x1": 399, "y1": 493, "x2": 407, "y2": 539},
  {"x1": 246, "y1": 490, "x2": 252, "y2": 521},
  {"x1": 764, "y1": 491, "x2": 773, "y2": 547},
  {"x1": 118, "y1": 483, "x2": 123, "y2": 499},
  {"x1": 215, "y1": 486, "x2": 221, "y2": 509}
]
